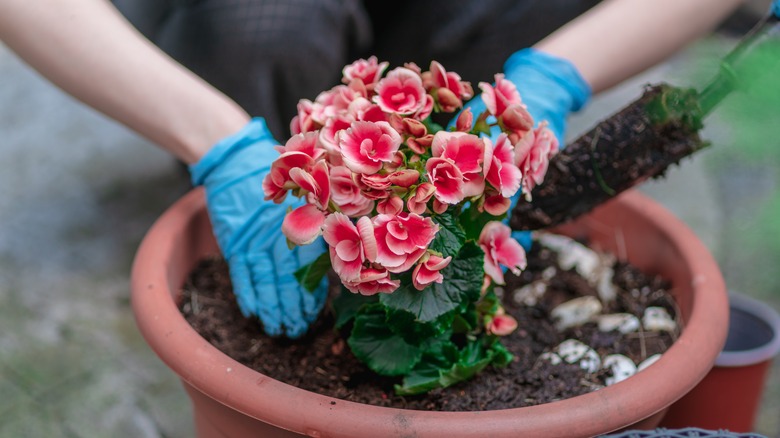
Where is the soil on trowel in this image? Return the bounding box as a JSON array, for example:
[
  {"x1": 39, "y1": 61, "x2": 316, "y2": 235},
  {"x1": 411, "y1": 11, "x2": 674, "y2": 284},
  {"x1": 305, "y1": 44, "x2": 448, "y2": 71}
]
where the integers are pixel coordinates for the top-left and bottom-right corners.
[{"x1": 179, "y1": 240, "x2": 678, "y2": 411}]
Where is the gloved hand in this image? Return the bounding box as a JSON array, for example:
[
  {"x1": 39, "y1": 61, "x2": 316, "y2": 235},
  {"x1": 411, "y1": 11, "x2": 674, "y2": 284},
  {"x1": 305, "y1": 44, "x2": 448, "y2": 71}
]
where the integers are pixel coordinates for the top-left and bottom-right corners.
[
  {"x1": 456, "y1": 48, "x2": 591, "y2": 249},
  {"x1": 773, "y1": 0, "x2": 780, "y2": 19},
  {"x1": 189, "y1": 118, "x2": 328, "y2": 338}
]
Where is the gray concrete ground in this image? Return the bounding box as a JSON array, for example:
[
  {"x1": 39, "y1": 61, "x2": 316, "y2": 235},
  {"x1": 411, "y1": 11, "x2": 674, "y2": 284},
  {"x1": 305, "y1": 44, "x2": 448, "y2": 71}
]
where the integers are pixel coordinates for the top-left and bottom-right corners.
[{"x1": 1, "y1": 15, "x2": 779, "y2": 438}]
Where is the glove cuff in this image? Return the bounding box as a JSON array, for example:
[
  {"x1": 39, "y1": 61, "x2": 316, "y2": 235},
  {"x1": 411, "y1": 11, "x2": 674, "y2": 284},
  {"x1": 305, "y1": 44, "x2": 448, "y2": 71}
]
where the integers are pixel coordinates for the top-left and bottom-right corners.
[
  {"x1": 189, "y1": 117, "x2": 276, "y2": 186},
  {"x1": 504, "y1": 48, "x2": 591, "y2": 113}
]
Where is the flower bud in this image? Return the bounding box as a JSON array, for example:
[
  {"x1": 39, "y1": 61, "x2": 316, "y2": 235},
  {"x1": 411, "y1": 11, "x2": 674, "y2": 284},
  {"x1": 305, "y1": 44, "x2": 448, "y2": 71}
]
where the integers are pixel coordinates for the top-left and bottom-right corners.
[
  {"x1": 436, "y1": 87, "x2": 462, "y2": 112},
  {"x1": 455, "y1": 108, "x2": 474, "y2": 132},
  {"x1": 500, "y1": 104, "x2": 534, "y2": 132},
  {"x1": 403, "y1": 118, "x2": 428, "y2": 138}
]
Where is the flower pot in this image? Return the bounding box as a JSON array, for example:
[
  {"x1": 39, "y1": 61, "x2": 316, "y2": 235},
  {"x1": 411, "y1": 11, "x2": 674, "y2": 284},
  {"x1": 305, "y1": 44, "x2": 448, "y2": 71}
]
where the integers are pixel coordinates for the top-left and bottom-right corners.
[
  {"x1": 130, "y1": 188, "x2": 729, "y2": 438},
  {"x1": 660, "y1": 292, "x2": 780, "y2": 432}
]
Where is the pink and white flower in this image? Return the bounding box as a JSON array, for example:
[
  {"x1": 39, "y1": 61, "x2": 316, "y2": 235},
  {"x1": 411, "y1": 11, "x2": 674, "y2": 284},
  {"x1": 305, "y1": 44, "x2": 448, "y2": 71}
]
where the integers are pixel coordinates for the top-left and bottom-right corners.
[
  {"x1": 262, "y1": 143, "x2": 319, "y2": 204},
  {"x1": 282, "y1": 204, "x2": 326, "y2": 246},
  {"x1": 372, "y1": 67, "x2": 428, "y2": 116},
  {"x1": 373, "y1": 212, "x2": 438, "y2": 273},
  {"x1": 412, "y1": 253, "x2": 452, "y2": 291},
  {"x1": 486, "y1": 133, "x2": 522, "y2": 198},
  {"x1": 406, "y1": 182, "x2": 436, "y2": 215},
  {"x1": 426, "y1": 61, "x2": 473, "y2": 112},
  {"x1": 289, "y1": 160, "x2": 330, "y2": 209},
  {"x1": 478, "y1": 74, "x2": 522, "y2": 117},
  {"x1": 425, "y1": 157, "x2": 465, "y2": 205},
  {"x1": 478, "y1": 221, "x2": 527, "y2": 285},
  {"x1": 290, "y1": 99, "x2": 319, "y2": 135},
  {"x1": 339, "y1": 121, "x2": 402, "y2": 174},
  {"x1": 329, "y1": 166, "x2": 373, "y2": 217},
  {"x1": 342, "y1": 56, "x2": 389, "y2": 90},
  {"x1": 342, "y1": 266, "x2": 400, "y2": 295},
  {"x1": 323, "y1": 213, "x2": 377, "y2": 282},
  {"x1": 431, "y1": 131, "x2": 492, "y2": 199},
  {"x1": 377, "y1": 195, "x2": 404, "y2": 215},
  {"x1": 515, "y1": 122, "x2": 559, "y2": 198},
  {"x1": 481, "y1": 191, "x2": 512, "y2": 216}
]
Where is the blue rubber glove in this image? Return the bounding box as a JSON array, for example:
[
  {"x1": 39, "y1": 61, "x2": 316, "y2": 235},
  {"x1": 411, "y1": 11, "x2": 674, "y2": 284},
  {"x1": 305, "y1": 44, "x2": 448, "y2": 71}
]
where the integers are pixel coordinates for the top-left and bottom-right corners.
[
  {"x1": 189, "y1": 118, "x2": 328, "y2": 338},
  {"x1": 457, "y1": 48, "x2": 591, "y2": 249},
  {"x1": 773, "y1": 0, "x2": 780, "y2": 19}
]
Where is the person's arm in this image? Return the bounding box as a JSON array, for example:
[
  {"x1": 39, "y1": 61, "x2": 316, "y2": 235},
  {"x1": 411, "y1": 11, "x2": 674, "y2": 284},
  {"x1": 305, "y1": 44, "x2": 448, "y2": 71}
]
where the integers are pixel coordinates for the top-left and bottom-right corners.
[
  {"x1": 536, "y1": 0, "x2": 746, "y2": 93},
  {"x1": 0, "y1": 0, "x2": 249, "y2": 164}
]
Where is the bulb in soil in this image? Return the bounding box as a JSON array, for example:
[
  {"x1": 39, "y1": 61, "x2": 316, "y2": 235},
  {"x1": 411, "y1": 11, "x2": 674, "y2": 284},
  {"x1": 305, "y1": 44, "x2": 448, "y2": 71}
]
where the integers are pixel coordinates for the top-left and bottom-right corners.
[
  {"x1": 602, "y1": 354, "x2": 637, "y2": 386},
  {"x1": 551, "y1": 296, "x2": 603, "y2": 331}
]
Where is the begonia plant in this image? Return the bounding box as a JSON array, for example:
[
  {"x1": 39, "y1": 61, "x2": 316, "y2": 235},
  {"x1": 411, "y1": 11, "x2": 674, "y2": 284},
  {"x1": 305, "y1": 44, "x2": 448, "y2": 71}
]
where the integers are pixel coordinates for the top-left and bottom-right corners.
[{"x1": 263, "y1": 57, "x2": 558, "y2": 395}]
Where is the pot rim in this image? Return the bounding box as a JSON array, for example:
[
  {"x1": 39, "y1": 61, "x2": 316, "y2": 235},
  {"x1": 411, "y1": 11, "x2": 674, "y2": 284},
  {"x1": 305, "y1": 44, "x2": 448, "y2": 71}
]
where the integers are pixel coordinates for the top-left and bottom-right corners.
[
  {"x1": 715, "y1": 292, "x2": 780, "y2": 367},
  {"x1": 130, "y1": 188, "x2": 729, "y2": 438}
]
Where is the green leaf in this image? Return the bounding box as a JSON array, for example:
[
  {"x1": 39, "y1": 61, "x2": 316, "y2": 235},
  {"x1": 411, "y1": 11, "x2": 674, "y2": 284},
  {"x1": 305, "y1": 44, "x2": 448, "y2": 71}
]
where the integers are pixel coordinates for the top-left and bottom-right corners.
[
  {"x1": 385, "y1": 307, "x2": 454, "y2": 345},
  {"x1": 293, "y1": 251, "x2": 331, "y2": 293},
  {"x1": 348, "y1": 304, "x2": 422, "y2": 376},
  {"x1": 395, "y1": 336, "x2": 511, "y2": 396},
  {"x1": 331, "y1": 288, "x2": 378, "y2": 329},
  {"x1": 380, "y1": 242, "x2": 484, "y2": 323},
  {"x1": 489, "y1": 341, "x2": 514, "y2": 367},
  {"x1": 422, "y1": 117, "x2": 445, "y2": 135},
  {"x1": 459, "y1": 203, "x2": 506, "y2": 241},
  {"x1": 429, "y1": 210, "x2": 466, "y2": 258}
]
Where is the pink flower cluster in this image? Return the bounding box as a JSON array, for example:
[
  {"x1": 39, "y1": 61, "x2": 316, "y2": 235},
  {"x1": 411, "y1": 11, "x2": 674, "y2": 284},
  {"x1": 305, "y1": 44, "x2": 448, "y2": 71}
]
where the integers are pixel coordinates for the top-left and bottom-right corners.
[{"x1": 264, "y1": 58, "x2": 557, "y2": 296}]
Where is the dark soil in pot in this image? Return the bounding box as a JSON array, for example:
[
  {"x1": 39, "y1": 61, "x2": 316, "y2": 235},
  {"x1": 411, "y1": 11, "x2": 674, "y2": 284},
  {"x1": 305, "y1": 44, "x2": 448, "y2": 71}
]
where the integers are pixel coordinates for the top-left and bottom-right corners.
[{"x1": 179, "y1": 240, "x2": 678, "y2": 411}]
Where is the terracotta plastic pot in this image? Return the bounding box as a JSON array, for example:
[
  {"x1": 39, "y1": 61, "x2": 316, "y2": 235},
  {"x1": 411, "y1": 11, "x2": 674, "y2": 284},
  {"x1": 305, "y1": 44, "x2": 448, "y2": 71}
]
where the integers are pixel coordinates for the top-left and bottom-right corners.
[
  {"x1": 131, "y1": 188, "x2": 729, "y2": 438},
  {"x1": 661, "y1": 292, "x2": 780, "y2": 432}
]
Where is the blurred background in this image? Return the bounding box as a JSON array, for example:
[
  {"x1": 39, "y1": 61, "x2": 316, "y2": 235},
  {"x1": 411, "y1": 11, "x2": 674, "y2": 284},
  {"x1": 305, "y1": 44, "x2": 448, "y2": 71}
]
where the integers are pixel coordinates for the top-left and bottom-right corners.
[{"x1": 1, "y1": 1, "x2": 779, "y2": 436}]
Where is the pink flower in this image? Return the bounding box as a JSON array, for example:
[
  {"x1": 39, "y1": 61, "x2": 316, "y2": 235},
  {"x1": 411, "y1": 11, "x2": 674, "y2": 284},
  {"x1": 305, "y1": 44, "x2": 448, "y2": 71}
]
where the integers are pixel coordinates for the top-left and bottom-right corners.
[
  {"x1": 318, "y1": 111, "x2": 354, "y2": 158},
  {"x1": 486, "y1": 133, "x2": 522, "y2": 198},
  {"x1": 323, "y1": 213, "x2": 377, "y2": 282},
  {"x1": 372, "y1": 67, "x2": 428, "y2": 115},
  {"x1": 377, "y1": 196, "x2": 403, "y2": 215},
  {"x1": 431, "y1": 131, "x2": 492, "y2": 198},
  {"x1": 406, "y1": 182, "x2": 435, "y2": 215},
  {"x1": 500, "y1": 104, "x2": 534, "y2": 143},
  {"x1": 412, "y1": 253, "x2": 452, "y2": 291},
  {"x1": 427, "y1": 61, "x2": 473, "y2": 112},
  {"x1": 329, "y1": 166, "x2": 373, "y2": 217},
  {"x1": 262, "y1": 151, "x2": 315, "y2": 203},
  {"x1": 373, "y1": 213, "x2": 438, "y2": 273},
  {"x1": 273, "y1": 131, "x2": 325, "y2": 160},
  {"x1": 481, "y1": 192, "x2": 512, "y2": 216},
  {"x1": 339, "y1": 121, "x2": 402, "y2": 174},
  {"x1": 290, "y1": 99, "x2": 318, "y2": 135},
  {"x1": 347, "y1": 97, "x2": 387, "y2": 124},
  {"x1": 478, "y1": 74, "x2": 522, "y2": 117},
  {"x1": 515, "y1": 122, "x2": 559, "y2": 197},
  {"x1": 487, "y1": 313, "x2": 518, "y2": 336},
  {"x1": 343, "y1": 267, "x2": 400, "y2": 296},
  {"x1": 282, "y1": 204, "x2": 326, "y2": 246},
  {"x1": 342, "y1": 56, "x2": 389, "y2": 90},
  {"x1": 289, "y1": 160, "x2": 330, "y2": 209},
  {"x1": 479, "y1": 221, "x2": 527, "y2": 285},
  {"x1": 425, "y1": 157, "x2": 465, "y2": 204},
  {"x1": 412, "y1": 94, "x2": 435, "y2": 121}
]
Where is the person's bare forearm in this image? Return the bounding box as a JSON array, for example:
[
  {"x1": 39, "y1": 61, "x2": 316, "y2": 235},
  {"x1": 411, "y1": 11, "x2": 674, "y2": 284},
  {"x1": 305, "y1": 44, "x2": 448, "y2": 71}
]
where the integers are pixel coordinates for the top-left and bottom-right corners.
[
  {"x1": 536, "y1": 0, "x2": 746, "y2": 94},
  {"x1": 0, "y1": 0, "x2": 250, "y2": 163}
]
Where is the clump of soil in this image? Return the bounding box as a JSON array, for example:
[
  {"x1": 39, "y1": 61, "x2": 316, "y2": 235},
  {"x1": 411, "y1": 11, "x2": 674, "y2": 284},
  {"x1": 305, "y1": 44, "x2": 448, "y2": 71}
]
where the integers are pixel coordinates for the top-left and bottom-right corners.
[{"x1": 179, "y1": 242, "x2": 677, "y2": 411}]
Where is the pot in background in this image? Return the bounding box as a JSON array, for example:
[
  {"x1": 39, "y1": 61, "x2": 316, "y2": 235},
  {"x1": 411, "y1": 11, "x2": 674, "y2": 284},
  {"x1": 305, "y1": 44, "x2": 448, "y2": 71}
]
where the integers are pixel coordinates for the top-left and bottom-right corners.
[
  {"x1": 661, "y1": 292, "x2": 780, "y2": 432},
  {"x1": 130, "y1": 189, "x2": 729, "y2": 438}
]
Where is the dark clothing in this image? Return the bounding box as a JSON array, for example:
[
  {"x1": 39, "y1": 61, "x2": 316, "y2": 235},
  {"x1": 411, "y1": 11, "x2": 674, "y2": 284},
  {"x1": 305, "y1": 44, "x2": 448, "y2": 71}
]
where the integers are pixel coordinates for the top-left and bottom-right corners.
[{"x1": 114, "y1": 0, "x2": 599, "y2": 138}]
